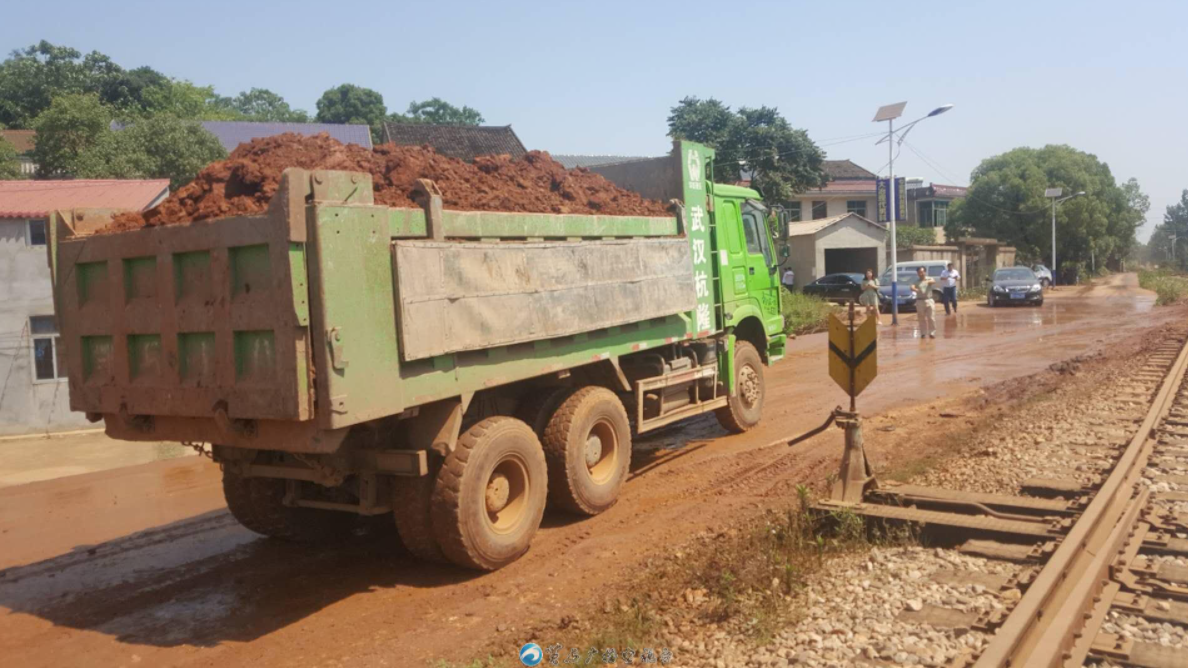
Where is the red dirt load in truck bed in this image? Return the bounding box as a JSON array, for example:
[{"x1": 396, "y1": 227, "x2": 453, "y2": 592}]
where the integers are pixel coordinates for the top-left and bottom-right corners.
[{"x1": 104, "y1": 133, "x2": 670, "y2": 232}]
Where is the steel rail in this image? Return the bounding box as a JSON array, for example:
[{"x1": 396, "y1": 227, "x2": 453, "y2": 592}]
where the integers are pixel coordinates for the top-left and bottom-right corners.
[{"x1": 972, "y1": 339, "x2": 1188, "y2": 668}]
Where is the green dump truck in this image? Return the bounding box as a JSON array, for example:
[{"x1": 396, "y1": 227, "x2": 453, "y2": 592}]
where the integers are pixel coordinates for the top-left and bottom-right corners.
[{"x1": 48, "y1": 140, "x2": 786, "y2": 570}]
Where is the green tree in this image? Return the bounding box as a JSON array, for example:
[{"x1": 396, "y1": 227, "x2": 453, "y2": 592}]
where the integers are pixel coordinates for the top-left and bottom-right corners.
[
  {"x1": 0, "y1": 41, "x2": 172, "y2": 126},
  {"x1": 30, "y1": 93, "x2": 113, "y2": 177},
  {"x1": 315, "y1": 84, "x2": 386, "y2": 143},
  {"x1": 947, "y1": 145, "x2": 1146, "y2": 274},
  {"x1": 667, "y1": 96, "x2": 827, "y2": 201},
  {"x1": 896, "y1": 224, "x2": 938, "y2": 248},
  {"x1": 0, "y1": 132, "x2": 25, "y2": 179},
  {"x1": 139, "y1": 80, "x2": 243, "y2": 121},
  {"x1": 75, "y1": 115, "x2": 226, "y2": 189},
  {"x1": 98, "y1": 66, "x2": 170, "y2": 113},
  {"x1": 219, "y1": 88, "x2": 310, "y2": 122},
  {"x1": 1149, "y1": 190, "x2": 1188, "y2": 270},
  {"x1": 392, "y1": 97, "x2": 485, "y2": 125}
]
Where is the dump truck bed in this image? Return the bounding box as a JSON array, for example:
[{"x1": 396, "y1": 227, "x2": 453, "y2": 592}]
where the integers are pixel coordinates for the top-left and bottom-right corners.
[{"x1": 49, "y1": 146, "x2": 713, "y2": 448}]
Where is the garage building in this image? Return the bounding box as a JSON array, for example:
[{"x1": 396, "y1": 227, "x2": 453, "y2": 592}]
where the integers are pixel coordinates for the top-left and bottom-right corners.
[{"x1": 782, "y1": 213, "x2": 887, "y2": 289}]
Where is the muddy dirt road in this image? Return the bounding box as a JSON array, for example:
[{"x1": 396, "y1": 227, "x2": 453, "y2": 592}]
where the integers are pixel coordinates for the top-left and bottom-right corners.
[{"x1": 0, "y1": 274, "x2": 1169, "y2": 667}]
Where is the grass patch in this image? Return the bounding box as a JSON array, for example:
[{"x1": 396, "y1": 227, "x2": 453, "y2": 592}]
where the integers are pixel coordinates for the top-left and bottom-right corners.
[
  {"x1": 781, "y1": 289, "x2": 834, "y2": 336},
  {"x1": 1139, "y1": 268, "x2": 1188, "y2": 306}
]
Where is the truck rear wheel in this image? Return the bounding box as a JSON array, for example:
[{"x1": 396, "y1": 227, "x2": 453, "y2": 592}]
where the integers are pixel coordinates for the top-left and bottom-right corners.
[
  {"x1": 391, "y1": 457, "x2": 445, "y2": 562},
  {"x1": 430, "y1": 417, "x2": 548, "y2": 571},
  {"x1": 542, "y1": 386, "x2": 632, "y2": 516},
  {"x1": 516, "y1": 387, "x2": 574, "y2": 437},
  {"x1": 715, "y1": 341, "x2": 765, "y2": 433},
  {"x1": 222, "y1": 471, "x2": 352, "y2": 543}
]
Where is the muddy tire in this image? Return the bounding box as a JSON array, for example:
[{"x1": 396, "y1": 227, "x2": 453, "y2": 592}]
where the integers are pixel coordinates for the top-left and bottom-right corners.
[
  {"x1": 516, "y1": 387, "x2": 574, "y2": 437},
  {"x1": 392, "y1": 457, "x2": 446, "y2": 562},
  {"x1": 542, "y1": 386, "x2": 632, "y2": 516},
  {"x1": 430, "y1": 417, "x2": 548, "y2": 571},
  {"x1": 715, "y1": 341, "x2": 765, "y2": 434},
  {"x1": 222, "y1": 471, "x2": 352, "y2": 543}
]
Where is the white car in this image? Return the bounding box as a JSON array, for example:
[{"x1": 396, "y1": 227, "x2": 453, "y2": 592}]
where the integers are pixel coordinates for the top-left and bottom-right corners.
[{"x1": 1032, "y1": 264, "x2": 1053, "y2": 287}]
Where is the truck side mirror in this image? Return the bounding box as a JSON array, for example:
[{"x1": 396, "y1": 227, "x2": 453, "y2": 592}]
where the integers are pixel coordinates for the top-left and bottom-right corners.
[{"x1": 780, "y1": 246, "x2": 790, "y2": 259}]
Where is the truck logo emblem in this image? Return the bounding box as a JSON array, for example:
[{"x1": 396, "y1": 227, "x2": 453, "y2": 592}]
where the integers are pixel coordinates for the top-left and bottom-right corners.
[{"x1": 687, "y1": 150, "x2": 702, "y2": 190}]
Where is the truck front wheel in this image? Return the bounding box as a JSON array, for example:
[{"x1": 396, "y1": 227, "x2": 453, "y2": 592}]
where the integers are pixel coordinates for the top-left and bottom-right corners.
[
  {"x1": 430, "y1": 417, "x2": 548, "y2": 570},
  {"x1": 715, "y1": 341, "x2": 765, "y2": 433},
  {"x1": 222, "y1": 471, "x2": 352, "y2": 543},
  {"x1": 542, "y1": 386, "x2": 632, "y2": 516}
]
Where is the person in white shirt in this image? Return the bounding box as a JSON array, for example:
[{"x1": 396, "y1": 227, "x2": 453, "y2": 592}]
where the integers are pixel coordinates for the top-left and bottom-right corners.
[
  {"x1": 939, "y1": 263, "x2": 960, "y2": 315},
  {"x1": 781, "y1": 269, "x2": 795, "y2": 291}
]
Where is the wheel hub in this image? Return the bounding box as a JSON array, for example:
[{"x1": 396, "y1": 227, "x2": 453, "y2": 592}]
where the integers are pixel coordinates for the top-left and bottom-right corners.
[
  {"x1": 485, "y1": 472, "x2": 510, "y2": 513},
  {"x1": 584, "y1": 435, "x2": 603, "y2": 468},
  {"x1": 740, "y1": 365, "x2": 760, "y2": 405}
]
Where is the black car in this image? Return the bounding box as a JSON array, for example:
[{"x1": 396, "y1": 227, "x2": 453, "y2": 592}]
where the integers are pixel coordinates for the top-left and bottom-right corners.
[
  {"x1": 987, "y1": 267, "x2": 1044, "y2": 307},
  {"x1": 802, "y1": 273, "x2": 865, "y2": 304}
]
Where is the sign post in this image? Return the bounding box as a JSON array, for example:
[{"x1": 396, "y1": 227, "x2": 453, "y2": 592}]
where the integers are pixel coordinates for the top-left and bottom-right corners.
[{"x1": 826, "y1": 303, "x2": 879, "y2": 503}]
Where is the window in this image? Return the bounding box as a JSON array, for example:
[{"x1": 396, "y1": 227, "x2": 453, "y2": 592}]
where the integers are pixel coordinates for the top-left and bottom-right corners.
[
  {"x1": 811, "y1": 201, "x2": 828, "y2": 220},
  {"x1": 27, "y1": 219, "x2": 47, "y2": 246},
  {"x1": 786, "y1": 202, "x2": 802, "y2": 222},
  {"x1": 934, "y1": 201, "x2": 948, "y2": 228},
  {"x1": 846, "y1": 200, "x2": 867, "y2": 217},
  {"x1": 917, "y1": 201, "x2": 949, "y2": 228},
  {"x1": 30, "y1": 316, "x2": 65, "y2": 381},
  {"x1": 741, "y1": 209, "x2": 774, "y2": 266}
]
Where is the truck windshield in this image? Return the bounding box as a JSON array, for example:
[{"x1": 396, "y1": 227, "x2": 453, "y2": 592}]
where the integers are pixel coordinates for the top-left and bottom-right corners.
[{"x1": 741, "y1": 209, "x2": 774, "y2": 267}]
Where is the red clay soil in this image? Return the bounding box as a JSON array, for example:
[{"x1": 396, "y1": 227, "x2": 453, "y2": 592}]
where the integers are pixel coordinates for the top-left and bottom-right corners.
[{"x1": 104, "y1": 134, "x2": 670, "y2": 232}]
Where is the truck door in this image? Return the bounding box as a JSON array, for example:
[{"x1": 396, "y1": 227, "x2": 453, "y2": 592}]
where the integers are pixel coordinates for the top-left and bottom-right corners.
[{"x1": 740, "y1": 203, "x2": 779, "y2": 316}]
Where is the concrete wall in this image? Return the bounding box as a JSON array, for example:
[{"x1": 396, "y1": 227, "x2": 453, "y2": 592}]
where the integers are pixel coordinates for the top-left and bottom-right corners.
[{"x1": 0, "y1": 218, "x2": 90, "y2": 436}]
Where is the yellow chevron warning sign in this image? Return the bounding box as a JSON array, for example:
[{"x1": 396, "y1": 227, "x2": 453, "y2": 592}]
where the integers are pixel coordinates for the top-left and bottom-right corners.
[{"x1": 828, "y1": 310, "x2": 878, "y2": 400}]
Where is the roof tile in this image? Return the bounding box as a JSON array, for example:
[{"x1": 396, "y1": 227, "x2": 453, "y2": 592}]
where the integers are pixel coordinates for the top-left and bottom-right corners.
[
  {"x1": 382, "y1": 124, "x2": 527, "y2": 161},
  {"x1": 0, "y1": 179, "x2": 169, "y2": 219},
  {"x1": 199, "y1": 121, "x2": 373, "y2": 152},
  {"x1": 0, "y1": 129, "x2": 36, "y2": 154}
]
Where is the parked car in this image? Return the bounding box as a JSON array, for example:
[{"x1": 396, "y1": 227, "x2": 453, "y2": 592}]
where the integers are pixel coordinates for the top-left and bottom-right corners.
[
  {"x1": 1032, "y1": 264, "x2": 1053, "y2": 287},
  {"x1": 876, "y1": 262, "x2": 946, "y2": 311},
  {"x1": 987, "y1": 267, "x2": 1044, "y2": 307},
  {"x1": 802, "y1": 272, "x2": 865, "y2": 304}
]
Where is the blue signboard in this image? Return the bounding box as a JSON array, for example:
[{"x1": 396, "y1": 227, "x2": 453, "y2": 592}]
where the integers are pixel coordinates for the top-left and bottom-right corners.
[{"x1": 876, "y1": 178, "x2": 907, "y2": 223}]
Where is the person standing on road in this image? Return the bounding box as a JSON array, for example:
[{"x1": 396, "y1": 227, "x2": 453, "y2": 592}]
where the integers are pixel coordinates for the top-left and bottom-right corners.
[
  {"x1": 940, "y1": 262, "x2": 961, "y2": 315},
  {"x1": 859, "y1": 269, "x2": 881, "y2": 325},
  {"x1": 911, "y1": 266, "x2": 937, "y2": 339},
  {"x1": 781, "y1": 268, "x2": 795, "y2": 291}
]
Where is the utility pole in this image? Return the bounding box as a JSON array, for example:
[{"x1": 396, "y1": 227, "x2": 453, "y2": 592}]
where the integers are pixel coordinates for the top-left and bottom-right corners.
[
  {"x1": 873, "y1": 102, "x2": 953, "y2": 325},
  {"x1": 1044, "y1": 188, "x2": 1086, "y2": 286}
]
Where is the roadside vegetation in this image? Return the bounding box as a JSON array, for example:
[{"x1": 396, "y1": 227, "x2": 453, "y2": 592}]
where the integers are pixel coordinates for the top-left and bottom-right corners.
[
  {"x1": 1139, "y1": 268, "x2": 1188, "y2": 306},
  {"x1": 781, "y1": 289, "x2": 834, "y2": 336}
]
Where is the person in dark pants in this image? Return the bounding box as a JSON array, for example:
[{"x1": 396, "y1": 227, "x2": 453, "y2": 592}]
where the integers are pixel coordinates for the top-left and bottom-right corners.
[{"x1": 939, "y1": 262, "x2": 960, "y2": 315}]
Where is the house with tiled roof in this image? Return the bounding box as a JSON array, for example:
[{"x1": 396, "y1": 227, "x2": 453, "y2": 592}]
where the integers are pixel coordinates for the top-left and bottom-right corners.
[
  {"x1": 906, "y1": 180, "x2": 969, "y2": 243},
  {"x1": 785, "y1": 159, "x2": 879, "y2": 223},
  {"x1": 382, "y1": 123, "x2": 527, "y2": 161},
  {"x1": 0, "y1": 129, "x2": 38, "y2": 176},
  {"x1": 0, "y1": 178, "x2": 169, "y2": 435},
  {"x1": 198, "y1": 121, "x2": 373, "y2": 152}
]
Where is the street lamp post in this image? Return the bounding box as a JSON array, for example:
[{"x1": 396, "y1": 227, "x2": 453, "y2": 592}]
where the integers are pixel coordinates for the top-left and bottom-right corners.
[
  {"x1": 1043, "y1": 188, "x2": 1086, "y2": 286},
  {"x1": 873, "y1": 102, "x2": 953, "y2": 325}
]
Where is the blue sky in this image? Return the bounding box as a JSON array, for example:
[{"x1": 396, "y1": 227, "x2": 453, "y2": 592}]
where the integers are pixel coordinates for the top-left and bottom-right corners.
[{"x1": 3, "y1": 0, "x2": 1184, "y2": 240}]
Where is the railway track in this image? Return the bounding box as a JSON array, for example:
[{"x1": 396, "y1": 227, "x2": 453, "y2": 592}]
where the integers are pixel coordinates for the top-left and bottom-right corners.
[{"x1": 811, "y1": 335, "x2": 1188, "y2": 668}]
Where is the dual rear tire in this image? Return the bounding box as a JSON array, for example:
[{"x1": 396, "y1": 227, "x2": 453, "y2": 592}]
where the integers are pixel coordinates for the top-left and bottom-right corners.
[{"x1": 393, "y1": 387, "x2": 633, "y2": 571}]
